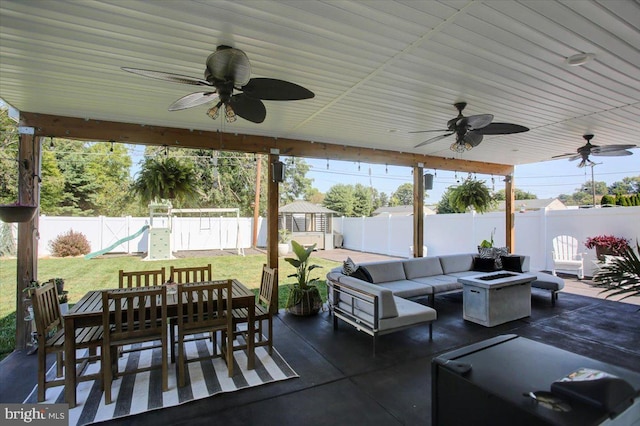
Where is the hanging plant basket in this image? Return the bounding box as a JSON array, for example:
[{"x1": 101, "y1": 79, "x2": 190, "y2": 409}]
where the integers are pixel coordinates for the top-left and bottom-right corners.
[{"x1": 0, "y1": 205, "x2": 37, "y2": 223}]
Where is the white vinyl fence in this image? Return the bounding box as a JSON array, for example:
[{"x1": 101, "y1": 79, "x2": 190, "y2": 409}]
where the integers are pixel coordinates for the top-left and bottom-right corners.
[
  {"x1": 3, "y1": 206, "x2": 638, "y2": 277},
  {"x1": 332, "y1": 206, "x2": 640, "y2": 277}
]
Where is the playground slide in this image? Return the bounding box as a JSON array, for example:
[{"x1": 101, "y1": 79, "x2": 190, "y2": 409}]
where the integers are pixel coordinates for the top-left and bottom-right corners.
[{"x1": 84, "y1": 225, "x2": 150, "y2": 259}]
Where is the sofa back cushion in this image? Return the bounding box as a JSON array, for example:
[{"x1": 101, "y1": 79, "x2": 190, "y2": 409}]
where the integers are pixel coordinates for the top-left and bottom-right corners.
[
  {"x1": 439, "y1": 253, "x2": 475, "y2": 274},
  {"x1": 362, "y1": 261, "x2": 407, "y2": 284},
  {"x1": 403, "y1": 257, "x2": 444, "y2": 279},
  {"x1": 336, "y1": 275, "x2": 399, "y2": 319}
]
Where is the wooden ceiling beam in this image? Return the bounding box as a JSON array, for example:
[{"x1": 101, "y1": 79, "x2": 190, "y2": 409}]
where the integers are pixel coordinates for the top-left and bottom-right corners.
[{"x1": 20, "y1": 112, "x2": 514, "y2": 176}]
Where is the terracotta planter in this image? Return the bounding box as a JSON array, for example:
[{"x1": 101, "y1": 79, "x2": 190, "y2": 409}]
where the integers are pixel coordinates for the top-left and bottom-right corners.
[
  {"x1": 0, "y1": 205, "x2": 37, "y2": 223},
  {"x1": 595, "y1": 246, "x2": 614, "y2": 261}
]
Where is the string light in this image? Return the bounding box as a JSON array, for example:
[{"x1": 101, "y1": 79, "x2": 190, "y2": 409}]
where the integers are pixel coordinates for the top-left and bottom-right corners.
[
  {"x1": 49, "y1": 137, "x2": 54, "y2": 149},
  {"x1": 358, "y1": 161, "x2": 360, "y2": 171},
  {"x1": 326, "y1": 159, "x2": 329, "y2": 170},
  {"x1": 385, "y1": 164, "x2": 388, "y2": 174},
  {"x1": 109, "y1": 140, "x2": 114, "y2": 152}
]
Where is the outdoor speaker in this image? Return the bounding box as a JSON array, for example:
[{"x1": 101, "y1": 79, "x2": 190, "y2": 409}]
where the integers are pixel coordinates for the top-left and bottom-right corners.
[
  {"x1": 424, "y1": 173, "x2": 434, "y2": 190},
  {"x1": 272, "y1": 160, "x2": 285, "y2": 183}
]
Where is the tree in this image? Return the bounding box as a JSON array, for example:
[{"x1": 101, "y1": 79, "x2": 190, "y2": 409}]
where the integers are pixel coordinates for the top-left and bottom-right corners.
[
  {"x1": 39, "y1": 150, "x2": 65, "y2": 214},
  {"x1": 0, "y1": 108, "x2": 19, "y2": 205},
  {"x1": 390, "y1": 183, "x2": 413, "y2": 206},
  {"x1": 281, "y1": 157, "x2": 313, "y2": 204},
  {"x1": 130, "y1": 156, "x2": 199, "y2": 206},
  {"x1": 323, "y1": 184, "x2": 355, "y2": 216},
  {"x1": 493, "y1": 188, "x2": 537, "y2": 201},
  {"x1": 353, "y1": 184, "x2": 374, "y2": 217},
  {"x1": 305, "y1": 188, "x2": 324, "y2": 205},
  {"x1": 448, "y1": 178, "x2": 494, "y2": 213},
  {"x1": 609, "y1": 176, "x2": 640, "y2": 195},
  {"x1": 435, "y1": 187, "x2": 465, "y2": 214}
]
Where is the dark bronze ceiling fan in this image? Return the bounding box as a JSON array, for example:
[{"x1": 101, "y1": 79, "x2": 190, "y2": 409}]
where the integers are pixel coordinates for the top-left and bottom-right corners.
[
  {"x1": 552, "y1": 134, "x2": 636, "y2": 167},
  {"x1": 122, "y1": 45, "x2": 314, "y2": 124},
  {"x1": 411, "y1": 102, "x2": 529, "y2": 152}
]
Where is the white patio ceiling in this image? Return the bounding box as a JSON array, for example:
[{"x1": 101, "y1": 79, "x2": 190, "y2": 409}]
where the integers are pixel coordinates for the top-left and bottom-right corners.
[{"x1": 1, "y1": 0, "x2": 639, "y2": 166}]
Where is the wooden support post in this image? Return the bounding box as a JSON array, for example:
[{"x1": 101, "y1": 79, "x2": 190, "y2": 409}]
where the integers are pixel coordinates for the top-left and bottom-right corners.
[
  {"x1": 267, "y1": 153, "x2": 280, "y2": 314},
  {"x1": 505, "y1": 175, "x2": 515, "y2": 253},
  {"x1": 15, "y1": 133, "x2": 41, "y2": 350},
  {"x1": 413, "y1": 165, "x2": 424, "y2": 258},
  {"x1": 252, "y1": 154, "x2": 262, "y2": 248}
]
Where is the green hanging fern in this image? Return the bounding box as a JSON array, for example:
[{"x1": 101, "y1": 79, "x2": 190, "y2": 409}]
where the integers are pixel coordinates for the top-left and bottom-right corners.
[
  {"x1": 130, "y1": 157, "x2": 199, "y2": 205},
  {"x1": 449, "y1": 177, "x2": 494, "y2": 213}
]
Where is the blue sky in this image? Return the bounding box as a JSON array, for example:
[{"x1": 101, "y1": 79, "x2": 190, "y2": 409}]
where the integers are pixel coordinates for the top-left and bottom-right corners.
[
  {"x1": 300, "y1": 150, "x2": 640, "y2": 203},
  {"x1": 129, "y1": 144, "x2": 638, "y2": 203}
]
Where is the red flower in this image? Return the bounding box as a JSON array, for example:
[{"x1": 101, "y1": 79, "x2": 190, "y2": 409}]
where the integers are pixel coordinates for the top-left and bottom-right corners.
[{"x1": 585, "y1": 235, "x2": 630, "y2": 255}]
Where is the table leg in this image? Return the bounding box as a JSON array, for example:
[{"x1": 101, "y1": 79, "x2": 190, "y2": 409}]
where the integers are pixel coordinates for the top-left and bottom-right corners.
[
  {"x1": 247, "y1": 298, "x2": 255, "y2": 370},
  {"x1": 64, "y1": 315, "x2": 77, "y2": 408}
]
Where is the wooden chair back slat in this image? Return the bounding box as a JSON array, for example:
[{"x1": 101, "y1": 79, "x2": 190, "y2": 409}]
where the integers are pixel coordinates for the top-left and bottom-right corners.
[
  {"x1": 118, "y1": 267, "x2": 166, "y2": 288},
  {"x1": 259, "y1": 264, "x2": 277, "y2": 311},
  {"x1": 177, "y1": 279, "x2": 231, "y2": 332},
  {"x1": 170, "y1": 264, "x2": 212, "y2": 283},
  {"x1": 32, "y1": 282, "x2": 63, "y2": 345},
  {"x1": 103, "y1": 287, "x2": 167, "y2": 344}
]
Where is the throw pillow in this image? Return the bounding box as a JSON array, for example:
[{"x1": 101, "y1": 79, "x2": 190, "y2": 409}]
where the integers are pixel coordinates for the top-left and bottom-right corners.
[
  {"x1": 350, "y1": 266, "x2": 373, "y2": 283},
  {"x1": 478, "y1": 247, "x2": 494, "y2": 259},
  {"x1": 473, "y1": 256, "x2": 496, "y2": 272},
  {"x1": 343, "y1": 257, "x2": 357, "y2": 275},
  {"x1": 501, "y1": 255, "x2": 523, "y2": 273},
  {"x1": 493, "y1": 246, "x2": 509, "y2": 268}
]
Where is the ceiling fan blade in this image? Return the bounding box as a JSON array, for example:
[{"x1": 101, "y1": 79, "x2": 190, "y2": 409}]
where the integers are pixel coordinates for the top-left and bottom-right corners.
[
  {"x1": 551, "y1": 152, "x2": 575, "y2": 159},
  {"x1": 121, "y1": 67, "x2": 212, "y2": 86},
  {"x1": 568, "y1": 155, "x2": 582, "y2": 162},
  {"x1": 463, "y1": 131, "x2": 483, "y2": 147},
  {"x1": 592, "y1": 150, "x2": 633, "y2": 157},
  {"x1": 241, "y1": 78, "x2": 314, "y2": 100},
  {"x1": 414, "y1": 133, "x2": 453, "y2": 148},
  {"x1": 591, "y1": 144, "x2": 636, "y2": 153},
  {"x1": 458, "y1": 114, "x2": 493, "y2": 130},
  {"x1": 206, "y1": 47, "x2": 251, "y2": 86},
  {"x1": 409, "y1": 129, "x2": 449, "y2": 134},
  {"x1": 168, "y1": 91, "x2": 219, "y2": 111},
  {"x1": 229, "y1": 94, "x2": 266, "y2": 123},
  {"x1": 477, "y1": 123, "x2": 530, "y2": 135}
]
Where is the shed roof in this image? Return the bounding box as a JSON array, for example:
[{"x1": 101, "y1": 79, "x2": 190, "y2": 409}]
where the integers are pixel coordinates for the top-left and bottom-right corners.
[{"x1": 280, "y1": 200, "x2": 338, "y2": 214}]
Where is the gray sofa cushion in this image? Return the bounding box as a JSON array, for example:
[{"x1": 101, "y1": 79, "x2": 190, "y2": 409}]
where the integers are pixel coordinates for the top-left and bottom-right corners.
[
  {"x1": 439, "y1": 254, "x2": 475, "y2": 274},
  {"x1": 403, "y1": 257, "x2": 444, "y2": 279},
  {"x1": 377, "y1": 280, "x2": 433, "y2": 298},
  {"x1": 364, "y1": 261, "x2": 407, "y2": 283},
  {"x1": 411, "y1": 275, "x2": 461, "y2": 292},
  {"x1": 379, "y1": 297, "x2": 436, "y2": 331},
  {"x1": 530, "y1": 271, "x2": 565, "y2": 291}
]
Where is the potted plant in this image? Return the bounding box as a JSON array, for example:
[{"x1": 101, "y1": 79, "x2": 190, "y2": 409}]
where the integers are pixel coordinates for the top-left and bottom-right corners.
[
  {"x1": 53, "y1": 278, "x2": 64, "y2": 294},
  {"x1": 585, "y1": 235, "x2": 630, "y2": 261},
  {"x1": 449, "y1": 177, "x2": 494, "y2": 213},
  {"x1": 284, "y1": 240, "x2": 323, "y2": 316},
  {"x1": 592, "y1": 240, "x2": 640, "y2": 300},
  {"x1": 58, "y1": 291, "x2": 69, "y2": 314},
  {"x1": 278, "y1": 228, "x2": 291, "y2": 256}
]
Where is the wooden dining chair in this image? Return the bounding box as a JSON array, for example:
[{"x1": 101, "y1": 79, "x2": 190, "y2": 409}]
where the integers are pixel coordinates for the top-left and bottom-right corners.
[
  {"x1": 31, "y1": 282, "x2": 102, "y2": 402},
  {"x1": 176, "y1": 279, "x2": 234, "y2": 386},
  {"x1": 118, "y1": 267, "x2": 166, "y2": 288},
  {"x1": 101, "y1": 286, "x2": 168, "y2": 404},
  {"x1": 229, "y1": 264, "x2": 276, "y2": 355},
  {"x1": 170, "y1": 264, "x2": 212, "y2": 283}
]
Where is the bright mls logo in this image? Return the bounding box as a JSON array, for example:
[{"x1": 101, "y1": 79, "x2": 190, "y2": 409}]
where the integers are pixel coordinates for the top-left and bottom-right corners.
[{"x1": 1, "y1": 404, "x2": 67, "y2": 425}]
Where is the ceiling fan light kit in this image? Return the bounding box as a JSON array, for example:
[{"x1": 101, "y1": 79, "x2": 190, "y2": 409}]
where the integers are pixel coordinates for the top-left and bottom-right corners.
[{"x1": 122, "y1": 45, "x2": 314, "y2": 124}]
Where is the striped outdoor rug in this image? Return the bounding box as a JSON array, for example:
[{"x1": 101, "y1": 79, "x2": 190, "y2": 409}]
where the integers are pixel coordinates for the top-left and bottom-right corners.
[{"x1": 24, "y1": 336, "x2": 298, "y2": 426}]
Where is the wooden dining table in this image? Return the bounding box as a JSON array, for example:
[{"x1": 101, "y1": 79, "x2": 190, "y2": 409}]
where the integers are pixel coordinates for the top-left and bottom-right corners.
[{"x1": 63, "y1": 279, "x2": 255, "y2": 408}]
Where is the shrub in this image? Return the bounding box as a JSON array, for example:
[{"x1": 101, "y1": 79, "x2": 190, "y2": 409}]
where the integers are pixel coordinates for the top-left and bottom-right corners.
[{"x1": 49, "y1": 229, "x2": 91, "y2": 257}]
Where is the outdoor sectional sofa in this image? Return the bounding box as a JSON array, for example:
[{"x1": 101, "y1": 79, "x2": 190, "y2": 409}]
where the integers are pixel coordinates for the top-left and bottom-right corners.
[{"x1": 326, "y1": 253, "x2": 564, "y2": 354}]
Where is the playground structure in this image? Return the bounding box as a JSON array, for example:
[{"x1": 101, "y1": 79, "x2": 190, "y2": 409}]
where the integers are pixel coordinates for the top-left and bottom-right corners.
[{"x1": 83, "y1": 202, "x2": 245, "y2": 260}]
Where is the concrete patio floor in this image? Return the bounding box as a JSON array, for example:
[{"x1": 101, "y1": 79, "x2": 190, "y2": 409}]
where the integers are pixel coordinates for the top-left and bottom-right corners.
[{"x1": 1, "y1": 249, "x2": 639, "y2": 425}]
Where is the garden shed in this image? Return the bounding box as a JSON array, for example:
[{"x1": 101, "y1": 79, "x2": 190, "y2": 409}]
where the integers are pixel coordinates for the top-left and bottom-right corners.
[{"x1": 279, "y1": 201, "x2": 338, "y2": 250}]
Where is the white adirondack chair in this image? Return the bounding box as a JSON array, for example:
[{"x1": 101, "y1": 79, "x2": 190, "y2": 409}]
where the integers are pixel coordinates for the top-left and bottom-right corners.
[{"x1": 551, "y1": 235, "x2": 585, "y2": 279}]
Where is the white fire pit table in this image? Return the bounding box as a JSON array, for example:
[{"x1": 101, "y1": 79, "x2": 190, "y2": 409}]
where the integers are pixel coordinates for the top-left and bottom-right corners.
[{"x1": 458, "y1": 272, "x2": 536, "y2": 327}]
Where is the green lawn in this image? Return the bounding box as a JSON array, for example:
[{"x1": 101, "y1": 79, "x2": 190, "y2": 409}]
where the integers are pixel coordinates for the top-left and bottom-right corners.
[{"x1": 0, "y1": 253, "x2": 340, "y2": 359}]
